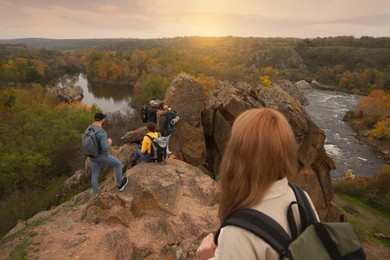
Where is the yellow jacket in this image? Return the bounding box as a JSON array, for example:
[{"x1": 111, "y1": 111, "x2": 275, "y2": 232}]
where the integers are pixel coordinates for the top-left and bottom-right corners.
[{"x1": 141, "y1": 131, "x2": 159, "y2": 154}]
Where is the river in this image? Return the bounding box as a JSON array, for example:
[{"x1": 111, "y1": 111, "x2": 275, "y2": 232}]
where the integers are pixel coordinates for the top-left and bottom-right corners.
[
  {"x1": 304, "y1": 89, "x2": 385, "y2": 180},
  {"x1": 61, "y1": 74, "x2": 134, "y2": 114}
]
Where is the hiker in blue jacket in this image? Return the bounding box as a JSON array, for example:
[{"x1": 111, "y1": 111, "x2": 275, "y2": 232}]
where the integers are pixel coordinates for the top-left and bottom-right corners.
[{"x1": 89, "y1": 113, "x2": 128, "y2": 195}]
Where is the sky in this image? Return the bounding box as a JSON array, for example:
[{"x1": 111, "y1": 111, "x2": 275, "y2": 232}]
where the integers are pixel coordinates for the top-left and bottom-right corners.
[{"x1": 0, "y1": 0, "x2": 389, "y2": 39}]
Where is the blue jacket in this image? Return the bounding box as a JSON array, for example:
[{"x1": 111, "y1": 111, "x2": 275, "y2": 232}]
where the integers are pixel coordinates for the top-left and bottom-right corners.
[{"x1": 90, "y1": 125, "x2": 110, "y2": 157}]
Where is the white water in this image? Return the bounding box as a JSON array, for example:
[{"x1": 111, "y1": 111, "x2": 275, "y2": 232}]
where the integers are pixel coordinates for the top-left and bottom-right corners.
[{"x1": 304, "y1": 89, "x2": 385, "y2": 180}]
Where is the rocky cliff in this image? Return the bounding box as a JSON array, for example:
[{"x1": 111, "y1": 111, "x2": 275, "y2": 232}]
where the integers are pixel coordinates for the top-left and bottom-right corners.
[
  {"x1": 0, "y1": 74, "x2": 340, "y2": 259},
  {"x1": 161, "y1": 73, "x2": 337, "y2": 220}
]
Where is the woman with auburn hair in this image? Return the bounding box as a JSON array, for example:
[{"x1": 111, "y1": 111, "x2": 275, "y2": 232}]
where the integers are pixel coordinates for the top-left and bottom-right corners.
[{"x1": 197, "y1": 108, "x2": 318, "y2": 260}]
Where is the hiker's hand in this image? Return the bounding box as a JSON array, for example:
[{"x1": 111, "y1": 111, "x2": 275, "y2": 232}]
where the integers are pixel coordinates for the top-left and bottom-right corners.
[
  {"x1": 107, "y1": 138, "x2": 112, "y2": 145},
  {"x1": 197, "y1": 233, "x2": 216, "y2": 260}
]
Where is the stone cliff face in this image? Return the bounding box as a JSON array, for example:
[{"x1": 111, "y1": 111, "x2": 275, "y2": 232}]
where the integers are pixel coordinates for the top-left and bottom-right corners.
[{"x1": 166, "y1": 73, "x2": 338, "y2": 221}]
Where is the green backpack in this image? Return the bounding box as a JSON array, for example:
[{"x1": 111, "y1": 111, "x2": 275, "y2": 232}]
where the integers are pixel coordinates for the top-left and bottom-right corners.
[{"x1": 214, "y1": 184, "x2": 366, "y2": 260}]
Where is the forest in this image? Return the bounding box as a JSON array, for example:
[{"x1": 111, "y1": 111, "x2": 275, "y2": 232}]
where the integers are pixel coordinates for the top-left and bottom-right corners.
[{"x1": 0, "y1": 36, "x2": 389, "y2": 238}]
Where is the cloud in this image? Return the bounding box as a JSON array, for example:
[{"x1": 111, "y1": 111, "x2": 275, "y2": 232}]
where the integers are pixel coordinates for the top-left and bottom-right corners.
[{"x1": 0, "y1": 0, "x2": 389, "y2": 39}]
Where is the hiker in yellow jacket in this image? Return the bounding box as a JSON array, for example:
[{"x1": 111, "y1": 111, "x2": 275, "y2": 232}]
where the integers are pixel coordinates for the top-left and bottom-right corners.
[{"x1": 131, "y1": 122, "x2": 159, "y2": 166}]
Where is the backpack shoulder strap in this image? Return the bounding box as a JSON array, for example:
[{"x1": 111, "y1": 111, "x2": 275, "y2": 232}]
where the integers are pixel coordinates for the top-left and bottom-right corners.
[
  {"x1": 289, "y1": 184, "x2": 317, "y2": 225},
  {"x1": 88, "y1": 126, "x2": 103, "y2": 152},
  {"x1": 214, "y1": 208, "x2": 293, "y2": 259},
  {"x1": 145, "y1": 134, "x2": 154, "y2": 141}
]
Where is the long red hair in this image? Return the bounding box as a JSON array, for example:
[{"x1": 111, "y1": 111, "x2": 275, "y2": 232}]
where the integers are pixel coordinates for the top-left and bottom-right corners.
[{"x1": 218, "y1": 108, "x2": 298, "y2": 221}]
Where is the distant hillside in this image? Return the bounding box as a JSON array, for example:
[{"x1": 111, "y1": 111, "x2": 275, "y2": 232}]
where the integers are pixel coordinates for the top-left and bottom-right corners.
[
  {"x1": 0, "y1": 38, "x2": 166, "y2": 51},
  {"x1": 1, "y1": 36, "x2": 390, "y2": 52},
  {"x1": 1, "y1": 36, "x2": 389, "y2": 94}
]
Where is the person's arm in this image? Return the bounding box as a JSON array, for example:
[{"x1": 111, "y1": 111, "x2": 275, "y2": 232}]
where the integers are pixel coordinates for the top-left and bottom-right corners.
[
  {"x1": 99, "y1": 131, "x2": 110, "y2": 152},
  {"x1": 141, "y1": 136, "x2": 150, "y2": 154},
  {"x1": 197, "y1": 233, "x2": 216, "y2": 260}
]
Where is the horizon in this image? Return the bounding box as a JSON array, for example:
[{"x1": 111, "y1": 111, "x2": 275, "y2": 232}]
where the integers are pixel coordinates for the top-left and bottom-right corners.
[
  {"x1": 3, "y1": 35, "x2": 390, "y2": 41},
  {"x1": 0, "y1": 0, "x2": 389, "y2": 40}
]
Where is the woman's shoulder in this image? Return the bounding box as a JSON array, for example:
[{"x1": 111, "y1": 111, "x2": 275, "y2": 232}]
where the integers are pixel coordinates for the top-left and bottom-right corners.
[{"x1": 217, "y1": 225, "x2": 278, "y2": 259}]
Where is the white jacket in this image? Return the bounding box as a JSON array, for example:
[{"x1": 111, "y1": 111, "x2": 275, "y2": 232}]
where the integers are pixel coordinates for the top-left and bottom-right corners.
[{"x1": 214, "y1": 177, "x2": 319, "y2": 260}]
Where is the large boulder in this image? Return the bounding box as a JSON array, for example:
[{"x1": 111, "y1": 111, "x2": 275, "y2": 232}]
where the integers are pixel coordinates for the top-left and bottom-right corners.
[
  {"x1": 164, "y1": 73, "x2": 207, "y2": 167},
  {"x1": 277, "y1": 79, "x2": 309, "y2": 106},
  {"x1": 201, "y1": 79, "x2": 338, "y2": 221},
  {"x1": 125, "y1": 159, "x2": 219, "y2": 259},
  {"x1": 295, "y1": 80, "x2": 313, "y2": 92},
  {"x1": 53, "y1": 85, "x2": 84, "y2": 102}
]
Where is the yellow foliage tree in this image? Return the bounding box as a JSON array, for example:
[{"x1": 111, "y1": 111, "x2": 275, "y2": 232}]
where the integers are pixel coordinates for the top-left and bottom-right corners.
[
  {"x1": 260, "y1": 75, "x2": 272, "y2": 88},
  {"x1": 371, "y1": 118, "x2": 390, "y2": 140}
]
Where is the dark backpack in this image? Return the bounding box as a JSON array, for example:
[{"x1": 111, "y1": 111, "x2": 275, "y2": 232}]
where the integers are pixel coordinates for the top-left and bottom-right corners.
[
  {"x1": 145, "y1": 134, "x2": 167, "y2": 162},
  {"x1": 140, "y1": 106, "x2": 148, "y2": 123},
  {"x1": 214, "y1": 184, "x2": 366, "y2": 260},
  {"x1": 165, "y1": 110, "x2": 180, "y2": 133},
  {"x1": 81, "y1": 126, "x2": 102, "y2": 158},
  {"x1": 146, "y1": 107, "x2": 157, "y2": 123}
]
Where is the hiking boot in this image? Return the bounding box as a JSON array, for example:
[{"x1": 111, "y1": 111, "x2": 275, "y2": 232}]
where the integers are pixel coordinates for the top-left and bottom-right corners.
[
  {"x1": 117, "y1": 177, "x2": 128, "y2": 192},
  {"x1": 131, "y1": 160, "x2": 137, "y2": 167}
]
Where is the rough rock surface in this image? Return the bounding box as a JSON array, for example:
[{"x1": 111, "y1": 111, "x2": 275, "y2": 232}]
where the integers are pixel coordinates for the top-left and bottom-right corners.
[
  {"x1": 277, "y1": 79, "x2": 309, "y2": 106},
  {"x1": 1, "y1": 159, "x2": 219, "y2": 259},
  {"x1": 120, "y1": 74, "x2": 337, "y2": 220},
  {"x1": 201, "y1": 79, "x2": 337, "y2": 221},
  {"x1": 295, "y1": 80, "x2": 313, "y2": 92},
  {"x1": 165, "y1": 73, "x2": 207, "y2": 167},
  {"x1": 52, "y1": 84, "x2": 84, "y2": 102}
]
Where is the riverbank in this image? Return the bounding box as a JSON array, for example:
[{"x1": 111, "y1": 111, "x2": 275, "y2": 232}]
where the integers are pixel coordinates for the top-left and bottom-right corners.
[{"x1": 334, "y1": 194, "x2": 390, "y2": 259}]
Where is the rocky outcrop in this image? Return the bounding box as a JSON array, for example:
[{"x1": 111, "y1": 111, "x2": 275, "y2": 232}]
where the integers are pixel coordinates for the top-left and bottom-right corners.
[
  {"x1": 129, "y1": 159, "x2": 218, "y2": 218},
  {"x1": 277, "y1": 79, "x2": 309, "y2": 106},
  {"x1": 1, "y1": 159, "x2": 219, "y2": 259},
  {"x1": 164, "y1": 73, "x2": 207, "y2": 167},
  {"x1": 121, "y1": 73, "x2": 207, "y2": 167},
  {"x1": 77, "y1": 159, "x2": 218, "y2": 259},
  {"x1": 295, "y1": 80, "x2": 313, "y2": 92},
  {"x1": 120, "y1": 126, "x2": 147, "y2": 144},
  {"x1": 51, "y1": 85, "x2": 84, "y2": 102},
  {"x1": 119, "y1": 74, "x2": 337, "y2": 221},
  {"x1": 201, "y1": 79, "x2": 337, "y2": 221}
]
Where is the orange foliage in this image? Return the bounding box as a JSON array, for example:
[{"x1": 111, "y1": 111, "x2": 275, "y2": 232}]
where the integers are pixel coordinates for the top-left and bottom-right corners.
[
  {"x1": 98, "y1": 60, "x2": 111, "y2": 78},
  {"x1": 357, "y1": 90, "x2": 390, "y2": 116},
  {"x1": 115, "y1": 63, "x2": 124, "y2": 78},
  {"x1": 195, "y1": 75, "x2": 218, "y2": 96},
  {"x1": 32, "y1": 59, "x2": 46, "y2": 77},
  {"x1": 15, "y1": 58, "x2": 27, "y2": 64}
]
